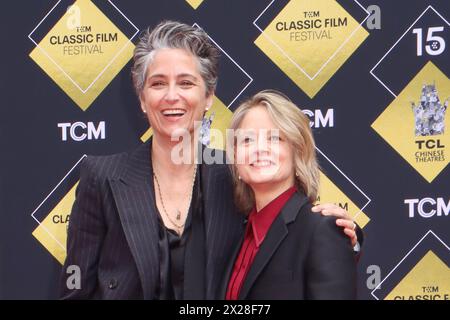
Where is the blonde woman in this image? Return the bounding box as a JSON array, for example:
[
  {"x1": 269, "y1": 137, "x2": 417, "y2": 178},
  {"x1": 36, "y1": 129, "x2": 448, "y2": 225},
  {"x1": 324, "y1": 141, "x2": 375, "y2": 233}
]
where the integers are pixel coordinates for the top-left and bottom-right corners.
[{"x1": 223, "y1": 90, "x2": 357, "y2": 300}]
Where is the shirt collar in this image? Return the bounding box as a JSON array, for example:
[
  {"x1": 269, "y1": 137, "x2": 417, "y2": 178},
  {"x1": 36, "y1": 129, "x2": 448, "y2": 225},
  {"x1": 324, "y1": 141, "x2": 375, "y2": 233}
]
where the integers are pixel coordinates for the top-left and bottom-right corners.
[{"x1": 248, "y1": 186, "x2": 297, "y2": 247}]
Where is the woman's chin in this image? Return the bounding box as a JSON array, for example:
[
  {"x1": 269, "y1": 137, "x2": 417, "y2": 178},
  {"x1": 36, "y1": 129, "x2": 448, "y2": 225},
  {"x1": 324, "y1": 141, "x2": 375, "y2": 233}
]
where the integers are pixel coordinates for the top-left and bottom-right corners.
[
  {"x1": 157, "y1": 125, "x2": 196, "y2": 141},
  {"x1": 245, "y1": 175, "x2": 277, "y2": 186}
]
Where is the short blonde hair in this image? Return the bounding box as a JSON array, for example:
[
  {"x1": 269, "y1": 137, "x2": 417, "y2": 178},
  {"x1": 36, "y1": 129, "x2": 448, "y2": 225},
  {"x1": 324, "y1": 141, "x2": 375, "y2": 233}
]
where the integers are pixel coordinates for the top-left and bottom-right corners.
[{"x1": 228, "y1": 90, "x2": 320, "y2": 213}]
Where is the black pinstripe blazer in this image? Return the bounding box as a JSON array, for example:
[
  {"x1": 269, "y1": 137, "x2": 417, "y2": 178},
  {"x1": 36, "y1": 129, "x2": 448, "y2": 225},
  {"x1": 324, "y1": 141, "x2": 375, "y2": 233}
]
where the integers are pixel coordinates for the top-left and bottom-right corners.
[{"x1": 59, "y1": 141, "x2": 244, "y2": 299}]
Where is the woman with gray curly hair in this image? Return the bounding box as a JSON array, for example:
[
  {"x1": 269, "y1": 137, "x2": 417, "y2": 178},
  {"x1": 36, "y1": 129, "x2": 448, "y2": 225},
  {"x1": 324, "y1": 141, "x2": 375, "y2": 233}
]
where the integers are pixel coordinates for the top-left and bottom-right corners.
[{"x1": 60, "y1": 20, "x2": 360, "y2": 300}]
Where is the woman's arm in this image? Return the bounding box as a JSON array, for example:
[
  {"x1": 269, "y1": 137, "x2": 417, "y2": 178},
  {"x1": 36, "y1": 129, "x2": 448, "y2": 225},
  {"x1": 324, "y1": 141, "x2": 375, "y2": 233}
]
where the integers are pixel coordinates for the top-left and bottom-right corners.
[
  {"x1": 59, "y1": 157, "x2": 106, "y2": 299},
  {"x1": 305, "y1": 215, "x2": 357, "y2": 300}
]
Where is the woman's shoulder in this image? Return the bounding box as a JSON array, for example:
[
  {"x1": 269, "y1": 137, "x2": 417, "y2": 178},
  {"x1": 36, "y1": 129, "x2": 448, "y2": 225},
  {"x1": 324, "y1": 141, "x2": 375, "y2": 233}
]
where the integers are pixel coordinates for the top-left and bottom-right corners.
[
  {"x1": 287, "y1": 195, "x2": 339, "y2": 233},
  {"x1": 298, "y1": 202, "x2": 339, "y2": 229},
  {"x1": 199, "y1": 146, "x2": 227, "y2": 165},
  {"x1": 199, "y1": 146, "x2": 230, "y2": 172},
  {"x1": 290, "y1": 200, "x2": 350, "y2": 253},
  {"x1": 81, "y1": 143, "x2": 147, "y2": 181}
]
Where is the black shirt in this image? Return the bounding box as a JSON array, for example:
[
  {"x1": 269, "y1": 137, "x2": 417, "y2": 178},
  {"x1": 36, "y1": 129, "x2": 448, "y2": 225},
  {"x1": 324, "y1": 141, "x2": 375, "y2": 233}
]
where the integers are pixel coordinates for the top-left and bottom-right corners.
[{"x1": 155, "y1": 165, "x2": 205, "y2": 300}]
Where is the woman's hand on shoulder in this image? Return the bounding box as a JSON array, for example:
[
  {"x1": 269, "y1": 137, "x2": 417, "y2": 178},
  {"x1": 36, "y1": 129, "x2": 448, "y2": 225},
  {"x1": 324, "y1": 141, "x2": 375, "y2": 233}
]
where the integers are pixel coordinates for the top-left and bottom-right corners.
[{"x1": 311, "y1": 204, "x2": 357, "y2": 247}]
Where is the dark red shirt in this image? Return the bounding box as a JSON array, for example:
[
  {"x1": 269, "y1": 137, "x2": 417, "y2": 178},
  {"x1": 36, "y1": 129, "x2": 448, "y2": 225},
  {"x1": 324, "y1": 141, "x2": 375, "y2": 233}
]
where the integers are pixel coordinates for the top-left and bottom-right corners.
[{"x1": 226, "y1": 186, "x2": 297, "y2": 300}]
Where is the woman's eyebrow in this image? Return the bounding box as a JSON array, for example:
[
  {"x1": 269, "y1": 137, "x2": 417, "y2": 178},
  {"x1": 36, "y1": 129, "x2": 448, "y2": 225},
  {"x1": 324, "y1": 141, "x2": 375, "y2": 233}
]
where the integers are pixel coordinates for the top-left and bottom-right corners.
[{"x1": 177, "y1": 73, "x2": 199, "y2": 80}]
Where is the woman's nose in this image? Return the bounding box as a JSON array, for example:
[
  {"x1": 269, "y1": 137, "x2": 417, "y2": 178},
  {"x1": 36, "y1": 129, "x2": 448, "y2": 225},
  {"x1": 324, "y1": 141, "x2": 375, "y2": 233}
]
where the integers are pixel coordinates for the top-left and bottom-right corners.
[
  {"x1": 257, "y1": 134, "x2": 270, "y2": 152},
  {"x1": 164, "y1": 84, "x2": 179, "y2": 103}
]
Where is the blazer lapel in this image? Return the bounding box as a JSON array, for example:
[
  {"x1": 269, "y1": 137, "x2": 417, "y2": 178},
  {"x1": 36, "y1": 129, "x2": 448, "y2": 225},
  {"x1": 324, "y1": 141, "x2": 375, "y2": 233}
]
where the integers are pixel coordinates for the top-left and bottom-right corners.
[
  {"x1": 238, "y1": 192, "x2": 308, "y2": 300},
  {"x1": 219, "y1": 228, "x2": 246, "y2": 299},
  {"x1": 202, "y1": 159, "x2": 225, "y2": 298},
  {"x1": 108, "y1": 141, "x2": 160, "y2": 300},
  {"x1": 237, "y1": 216, "x2": 288, "y2": 300},
  {"x1": 201, "y1": 147, "x2": 245, "y2": 299}
]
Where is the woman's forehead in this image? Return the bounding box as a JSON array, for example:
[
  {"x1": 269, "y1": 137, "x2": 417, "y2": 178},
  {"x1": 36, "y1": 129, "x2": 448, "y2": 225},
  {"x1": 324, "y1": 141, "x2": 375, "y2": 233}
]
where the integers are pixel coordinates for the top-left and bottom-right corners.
[
  {"x1": 147, "y1": 48, "x2": 200, "y2": 74},
  {"x1": 239, "y1": 107, "x2": 278, "y2": 129}
]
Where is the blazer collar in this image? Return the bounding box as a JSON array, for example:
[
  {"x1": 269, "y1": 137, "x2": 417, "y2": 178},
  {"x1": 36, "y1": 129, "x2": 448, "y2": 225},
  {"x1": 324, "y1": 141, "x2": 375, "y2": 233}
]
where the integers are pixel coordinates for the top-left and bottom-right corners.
[{"x1": 117, "y1": 140, "x2": 153, "y2": 187}]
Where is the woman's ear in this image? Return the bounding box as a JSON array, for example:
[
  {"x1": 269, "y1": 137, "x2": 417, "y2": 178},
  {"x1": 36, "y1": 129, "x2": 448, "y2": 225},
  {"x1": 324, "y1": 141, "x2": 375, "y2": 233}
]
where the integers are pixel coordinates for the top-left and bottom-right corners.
[{"x1": 139, "y1": 96, "x2": 147, "y2": 113}]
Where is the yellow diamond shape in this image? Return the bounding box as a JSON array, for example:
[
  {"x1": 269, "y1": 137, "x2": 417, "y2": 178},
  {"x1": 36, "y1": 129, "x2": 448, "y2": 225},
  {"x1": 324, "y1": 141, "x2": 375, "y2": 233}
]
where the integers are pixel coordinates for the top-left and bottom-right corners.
[
  {"x1": 186, "y1": 0, "x2": 205, "y2": 10},
  {"x1": 372, "y1": 61, "x2": 450, "y2": 183},
  {"x1": 316, "y1": 171, "x2": 370, "y2": 228},
  {"x1": 32, "y1": 182, "x2": 78, "y2": 264},
  {"x1": 140, "y1": 96, "x2": 232, "y2": 151},
  {"x1": 385, "y1": 251, "x2": 450, "y2": 300},
  {"x1": 29, "y1": 0, "x2": 135, "y2": 110},
  {"x1": 255, "y1": 0, "x2": 368, "y2": 98}
]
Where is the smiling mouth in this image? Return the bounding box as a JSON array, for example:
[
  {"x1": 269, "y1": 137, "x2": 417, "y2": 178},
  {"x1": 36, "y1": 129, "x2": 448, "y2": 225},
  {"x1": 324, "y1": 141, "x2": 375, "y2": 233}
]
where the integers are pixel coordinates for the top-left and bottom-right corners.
[
  {"x1": 161, "y1": 109, "x2": 187, "y2": 117},
  {"x1": 250, "y1": 160, "x2": 275, "y2": 167}
]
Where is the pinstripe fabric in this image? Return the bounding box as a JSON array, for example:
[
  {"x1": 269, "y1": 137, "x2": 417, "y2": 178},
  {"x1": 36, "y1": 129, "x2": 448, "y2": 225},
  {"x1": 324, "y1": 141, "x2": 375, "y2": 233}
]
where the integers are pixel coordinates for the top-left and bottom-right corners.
[
  {"x1": 201, "y1": 157, "x2": 245, "y2": 299},
  {"x1": 59, "y1": 141, "x2": 244, "y2": 299}
]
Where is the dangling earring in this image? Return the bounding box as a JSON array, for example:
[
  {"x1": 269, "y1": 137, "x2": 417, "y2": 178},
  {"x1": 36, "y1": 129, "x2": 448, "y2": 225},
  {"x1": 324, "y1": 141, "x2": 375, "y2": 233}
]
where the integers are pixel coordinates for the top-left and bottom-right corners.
[
  {"x1": 200, "y1": 111, "x2": 215, "y2": 146},
  {"x1": 295, "y1": 172, "x2": 299, "y2": 177},
  {"x1": 238, "y1": 175, "x2": 241, "y2": 180}
]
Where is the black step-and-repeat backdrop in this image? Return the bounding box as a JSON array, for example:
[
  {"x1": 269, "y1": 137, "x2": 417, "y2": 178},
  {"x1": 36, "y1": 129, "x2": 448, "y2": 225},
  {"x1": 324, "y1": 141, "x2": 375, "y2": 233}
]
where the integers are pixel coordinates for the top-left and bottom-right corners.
[{"x1": 1, "y1": 0, "x2": 449, "y2": 299}]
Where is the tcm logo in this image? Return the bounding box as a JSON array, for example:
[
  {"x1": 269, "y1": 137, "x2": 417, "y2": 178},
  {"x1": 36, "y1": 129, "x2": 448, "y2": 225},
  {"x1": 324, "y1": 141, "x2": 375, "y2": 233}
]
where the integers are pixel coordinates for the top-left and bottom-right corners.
[
  {"x1": 404, "y1": 197, "x2": 450, "y2": 218},
  {"x1": 316, "y1": 196, "x2": 348, "y2": 211},
  {"x1": 393, "y1": 286, "x2": 449, "y2": 300},
  {"x1": 58, "y1": 121, "x2": 106, "y2": 141},
  {"x1": 303, "y1": 108, "x2": 334, "y2": 128}
]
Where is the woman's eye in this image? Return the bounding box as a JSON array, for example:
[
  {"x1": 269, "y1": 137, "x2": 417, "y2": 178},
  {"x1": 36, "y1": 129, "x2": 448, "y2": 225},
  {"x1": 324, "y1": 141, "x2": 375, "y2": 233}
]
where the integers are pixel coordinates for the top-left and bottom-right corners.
[
  {"x1": 150, "y1": 81, "x2": 165, "y2": 88},
  {"x1": 180, "y1": 81, "x2": 194, "y2": 88},
  {"x1": 243, "y1": 137, "x2": 254, "y2": 143},
  {"x1": 269, "y1": 135, "x2": 281, "y2": 142}
]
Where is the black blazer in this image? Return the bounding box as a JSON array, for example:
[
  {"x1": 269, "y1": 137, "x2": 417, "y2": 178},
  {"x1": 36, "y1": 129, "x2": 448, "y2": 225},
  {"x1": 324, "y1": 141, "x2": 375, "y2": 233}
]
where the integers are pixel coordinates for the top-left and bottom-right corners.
[
  {"x1": 59, "y1": 141, "x2": 244, "y2": 299},
  {"x1": 220, "y1": 191, "x2": 357, "y2": 300}
]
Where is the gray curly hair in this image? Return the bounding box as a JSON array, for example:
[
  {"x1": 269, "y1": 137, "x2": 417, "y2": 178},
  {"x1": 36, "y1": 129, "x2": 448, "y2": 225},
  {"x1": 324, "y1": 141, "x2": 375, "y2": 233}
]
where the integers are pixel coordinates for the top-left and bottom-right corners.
[{"x1": 131, "y1": 20, "x2": 220, "y2": 97}]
